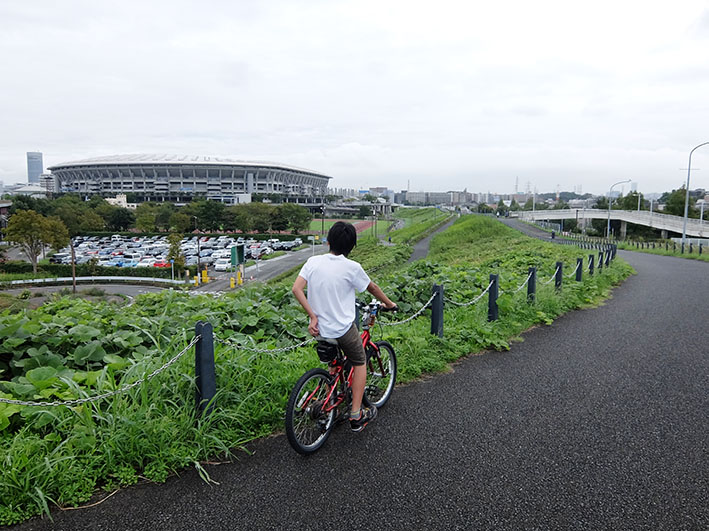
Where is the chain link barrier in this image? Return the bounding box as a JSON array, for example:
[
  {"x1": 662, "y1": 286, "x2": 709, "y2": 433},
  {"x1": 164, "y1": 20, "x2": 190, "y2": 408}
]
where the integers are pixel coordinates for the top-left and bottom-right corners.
[
  {"x1": 445, "y1": 280, "x2": 494, "y2": 307},
  {"x1": 0, "y1": 335, "x2": 201, "y2": 408},
  {"x1": 566, "y1": 261, "x2": 581, "y2": 278},
  {"x1": 541, "y1": 265, "x2": 561, "y2": 286},
  {"x1": 217, "y1": 335, "x2": 316, "y2": 354},
  {"x1": 381, "y1": 291, "x2": 438, "y2": 326},
  {"x1": 511, "y1": 271, "x2": 534, "y2": 294}
]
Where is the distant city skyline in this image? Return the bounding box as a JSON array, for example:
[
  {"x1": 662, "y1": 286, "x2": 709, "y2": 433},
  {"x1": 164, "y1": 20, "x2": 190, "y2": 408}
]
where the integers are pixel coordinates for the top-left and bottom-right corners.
[{"x1": 1, "y1": 2, "x2": 708, "y2": 196}]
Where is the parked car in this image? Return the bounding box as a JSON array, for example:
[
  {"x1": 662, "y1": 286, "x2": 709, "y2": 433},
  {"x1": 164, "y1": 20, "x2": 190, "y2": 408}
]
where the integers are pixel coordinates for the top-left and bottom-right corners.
[
  {"x1": 214, "y1": 258, "x2": 231, "y2": 271},
  {"x1": 49, "y1": 253, "x2": 70, "y2": 264},
  {"x1": 153, "y1": 261, "x2": 170, "y2": 268}
]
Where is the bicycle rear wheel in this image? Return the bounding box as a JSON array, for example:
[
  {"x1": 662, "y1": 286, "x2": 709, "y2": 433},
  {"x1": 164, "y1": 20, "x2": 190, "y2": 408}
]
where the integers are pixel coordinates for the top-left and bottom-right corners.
[
  {"x1": 285, "y1": 368, "x2": 336, "y2": 455},
  {"x1": 365, "y1": 340, "x2": 397, "y2": 408}
]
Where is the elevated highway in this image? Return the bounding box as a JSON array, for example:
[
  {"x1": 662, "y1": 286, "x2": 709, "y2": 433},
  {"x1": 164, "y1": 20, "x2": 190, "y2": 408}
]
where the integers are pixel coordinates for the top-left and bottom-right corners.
[{"x1": 513, "y1": 208, "x2": 707, "y2": 238}]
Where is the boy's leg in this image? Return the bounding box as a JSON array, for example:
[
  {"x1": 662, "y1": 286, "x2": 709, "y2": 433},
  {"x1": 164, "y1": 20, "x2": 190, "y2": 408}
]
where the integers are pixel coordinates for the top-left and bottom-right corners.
[
  {"x1": 336, "y1": 324, "x2": 368, "y2": 416},
  {"x1": 350, "y1": 364, "x2": 366, "y2": 414}
]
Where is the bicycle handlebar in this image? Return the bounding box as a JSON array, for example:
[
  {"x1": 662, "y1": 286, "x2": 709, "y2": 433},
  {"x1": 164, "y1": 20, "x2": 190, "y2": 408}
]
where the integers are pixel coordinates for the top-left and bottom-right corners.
[{"x1": 356, "y1": 300, "x2": 398, "y2": 313}]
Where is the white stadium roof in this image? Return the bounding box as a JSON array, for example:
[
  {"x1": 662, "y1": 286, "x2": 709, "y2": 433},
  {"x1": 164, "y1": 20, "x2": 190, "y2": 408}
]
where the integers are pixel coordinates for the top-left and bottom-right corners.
[{"x1": 49, "y1": 154, "x2": 331, "y2": 178}]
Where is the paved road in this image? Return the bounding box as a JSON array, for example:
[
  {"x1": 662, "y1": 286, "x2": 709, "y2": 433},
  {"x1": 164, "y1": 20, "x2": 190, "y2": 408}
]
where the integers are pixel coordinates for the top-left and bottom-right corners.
[
  {"x1": 193, "y1": 245, "x2": 330, "y2": 291},
  {"x1": 408, "y1": 217, "x2": 458, "y2": 262},
  {"x1": 16, "y1": 249, "x2": 708, "y2": 530}
]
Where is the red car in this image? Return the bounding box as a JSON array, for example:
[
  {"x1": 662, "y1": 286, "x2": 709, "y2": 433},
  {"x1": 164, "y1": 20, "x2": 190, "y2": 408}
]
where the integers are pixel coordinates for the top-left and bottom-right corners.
[{"x1": 153, "y1": 261, "x2": 170, "y2": 268}]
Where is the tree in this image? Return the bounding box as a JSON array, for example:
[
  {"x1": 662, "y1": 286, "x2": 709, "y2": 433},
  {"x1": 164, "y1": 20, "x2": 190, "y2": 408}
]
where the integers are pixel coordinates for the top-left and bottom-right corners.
[
  {"x1": 594, "y1": 196, "x2": 609, "y2": 209},
  {"x1": 509, "y1": 199, "x2": 520, "y2": 211},
  {"x1": 167, "y1": 233, "x2": 185, "y2": 274},
  {"x1": 107, "y1": 208, "x2": 135, "y2": 231},
  {"x1": 4, "y1": 210, "x2": 67, "y2": 273},
  {"x1": 8, "y1": 195, "x2": 51, "y2": 216},
  {"x1": 272, "y1": 206, "x2": 290, "y2": 232},
  {"x1": 522, "y1": 198, "x2": 534, "y2": 210},
  {"x1": 358, "y1": 205, "x2": 372, "y2": 218},
  {"x1": 44, "y1": 216, "x2": 70, "y2": 255},
  {"x1": 169, "y1": 212, "x2": 191, "y2": 233},
  {"x1": 155, "y1": 204, "x2": 175, "y2": 231},
  {"x1": 194, "y1": 200, "x2": 226, "y2": 231},
  {"x1": 135, "y1": 212, "x2": 157, "y2": 232},
  {"x1": 663, "y1": 187, "x2": 697, "y2": 217},
  {"x1": 615, "y1": 191, "x2": 645, "y2": 211},
  {"x1": 79, "y1": 210, "x2": 105, "y2": 232},
  {"x1": 279, "y1": 203, "x2": 312, "y2": 233}
]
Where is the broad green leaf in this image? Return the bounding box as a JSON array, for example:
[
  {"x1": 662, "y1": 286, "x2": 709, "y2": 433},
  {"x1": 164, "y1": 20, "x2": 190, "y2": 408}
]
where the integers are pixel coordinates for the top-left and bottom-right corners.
[
  {"x1": 25, "y1": 366, "x2": 59, "y2": 390},
  {"x1": 73, "y1": 342, "x2": 107, "y2": 365},
  {"x1": 103, "y1": 354, "x2": 129, "y2": 370},
  {"x1": 69, "y1": 324, "x2": 102, "y2": 342}
]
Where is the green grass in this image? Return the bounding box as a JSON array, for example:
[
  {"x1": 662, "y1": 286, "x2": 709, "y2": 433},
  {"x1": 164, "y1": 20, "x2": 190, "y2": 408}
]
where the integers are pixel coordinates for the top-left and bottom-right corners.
[
  {"x1": 389, "y1": 208, "x2": 452, "y2": 244},
  {"x1": 0, "y1": 214, "x2": 633, "y2": 525}
]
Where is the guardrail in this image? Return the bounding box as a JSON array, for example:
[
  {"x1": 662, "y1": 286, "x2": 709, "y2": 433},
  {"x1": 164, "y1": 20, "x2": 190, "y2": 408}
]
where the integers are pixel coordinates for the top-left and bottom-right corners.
[{"x1": 515, "y1": 209, "x2": 707, "y2": 238}]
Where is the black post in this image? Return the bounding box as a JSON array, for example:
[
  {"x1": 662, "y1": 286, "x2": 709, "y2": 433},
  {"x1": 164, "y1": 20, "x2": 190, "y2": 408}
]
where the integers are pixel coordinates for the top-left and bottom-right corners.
[
  {"x1": 576, "y1": 258, "x2": 583, "y2": 282},
  {"x1": 598, "y1": 251, "x2": 604, "y2": 271},
  {"x1": 700, "y1": 243, "x2": 703, "y2": 255},
  {"x1": 430, "y1": 284, "x2": 444, "y2": 338},
  {"x1": 689, "y1": 243, "x2": 693, "y2": 254},
  {"x1": 605, "y1": 251, "x2": 611, "y2": 267},
  {"x1": 681, "y1": 243, "x2": 685, "y2": 254},
  {"x1": 589, "y1": 254, "x2": 594, "y2": 276},
  {"x1": 194, "y1": 321, "x2": 217, "y2": 416},
  {"x1": 527, "y1": 267, "x2": 536, "y2": 303},
  {"x1": 555, "y1": 261, "x2": 563, "y2": 290},
  {"x1": 488, "y1": 274, "x2": 499, "y2": 321}
]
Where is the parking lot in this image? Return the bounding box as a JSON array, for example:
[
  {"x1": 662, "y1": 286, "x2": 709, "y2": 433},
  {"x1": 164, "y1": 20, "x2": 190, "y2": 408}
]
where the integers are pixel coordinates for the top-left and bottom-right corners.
[{"x1": 51, "y1": 234, "x2": 304, "y2": 271}]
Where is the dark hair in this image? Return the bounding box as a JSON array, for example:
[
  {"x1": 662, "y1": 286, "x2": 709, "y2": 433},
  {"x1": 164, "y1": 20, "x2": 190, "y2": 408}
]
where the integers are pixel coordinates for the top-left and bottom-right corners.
[{"x1": 327, "y1": 221, "x2": 357, "y2": 256}]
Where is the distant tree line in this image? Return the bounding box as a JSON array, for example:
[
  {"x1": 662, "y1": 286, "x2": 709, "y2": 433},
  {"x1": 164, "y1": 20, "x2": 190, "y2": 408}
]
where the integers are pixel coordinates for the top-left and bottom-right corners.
[{"x1": 5, "y1": 195, "x2": 314, "y2": 234}]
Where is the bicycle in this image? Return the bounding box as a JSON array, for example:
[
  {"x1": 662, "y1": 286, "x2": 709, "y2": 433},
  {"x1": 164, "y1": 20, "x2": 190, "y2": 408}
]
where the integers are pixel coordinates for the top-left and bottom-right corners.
[{"x1": 285, "y1": 300, "x2": 397, "y2": 455}]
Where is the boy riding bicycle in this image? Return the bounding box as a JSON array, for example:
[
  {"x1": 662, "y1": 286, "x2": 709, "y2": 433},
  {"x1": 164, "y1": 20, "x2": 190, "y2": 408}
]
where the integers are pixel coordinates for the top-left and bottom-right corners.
[{"x1": 292, "y1": 221, "x2": 397, "y2": 432}]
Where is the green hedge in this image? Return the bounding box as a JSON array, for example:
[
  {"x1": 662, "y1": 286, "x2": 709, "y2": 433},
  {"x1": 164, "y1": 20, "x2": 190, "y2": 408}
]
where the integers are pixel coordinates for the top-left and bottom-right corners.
[{"x1": 0, "y1": 262, "x2": 172, "y2": 279}]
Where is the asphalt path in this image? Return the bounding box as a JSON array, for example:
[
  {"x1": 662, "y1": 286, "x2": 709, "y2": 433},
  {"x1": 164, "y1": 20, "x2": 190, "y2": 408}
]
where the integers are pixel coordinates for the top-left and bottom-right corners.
[
  {"x1": 408, "y1": 217, "x2": 459, "y2": 262},
  {"x1": 15, "y1": 247, "x2": 708, "y2": 530}
]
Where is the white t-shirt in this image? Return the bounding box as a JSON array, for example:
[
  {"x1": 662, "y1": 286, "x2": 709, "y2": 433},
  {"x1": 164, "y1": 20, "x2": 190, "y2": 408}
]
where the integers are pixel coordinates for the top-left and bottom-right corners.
[{"x1": 298, "y1": 253, "x2": 371, "y2": 338}]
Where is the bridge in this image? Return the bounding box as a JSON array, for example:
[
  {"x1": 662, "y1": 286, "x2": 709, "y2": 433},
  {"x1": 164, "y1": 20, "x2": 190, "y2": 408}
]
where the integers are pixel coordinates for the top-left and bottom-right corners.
[{"x1": 512, "y1": 208, "x2": 708, "y2": 238}]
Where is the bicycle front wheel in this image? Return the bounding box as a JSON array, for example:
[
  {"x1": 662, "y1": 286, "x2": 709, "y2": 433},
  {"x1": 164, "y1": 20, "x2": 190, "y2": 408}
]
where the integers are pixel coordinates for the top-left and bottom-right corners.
[
  {"x1": 285, "y1": 368, "x2": 336, "y2": 455},
  {"x1": 365, "y1": 340, "x2": 397, "y2": 408}
]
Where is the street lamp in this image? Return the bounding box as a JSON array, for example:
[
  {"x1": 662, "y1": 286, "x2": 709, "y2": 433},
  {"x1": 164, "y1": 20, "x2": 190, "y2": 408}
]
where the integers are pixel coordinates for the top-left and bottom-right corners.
[
  {"x1": 682, "y1": 142, "x2": 709, "y2": 244},
  {"x1": 607, "y1": 179, "x2": 631, "y2": 239}
]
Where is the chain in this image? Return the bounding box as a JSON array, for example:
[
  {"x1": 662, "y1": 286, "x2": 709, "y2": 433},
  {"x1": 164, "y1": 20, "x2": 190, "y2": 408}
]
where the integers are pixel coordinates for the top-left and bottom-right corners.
[
  {"x1": 381, "y1": 291, "x2": 438, "y2": 326},
  {"x1": 512, "y1": 271, "x2": 534, "y2": 294},
  {"x1": 445, "y1": 280, "x2": 494, "y2": 307},
  {"x1": 0, "y1": 335, "x2": 201, "y2": 408},
  {"x1": 542, "y1": 266, "x2": 561, "y2": 285},
  {"x1": 217, "y1": 336, "x2": 316, "y2": 353},
  {"x1": 566, "y1": 261, "x2": 581, "y2": 278}
]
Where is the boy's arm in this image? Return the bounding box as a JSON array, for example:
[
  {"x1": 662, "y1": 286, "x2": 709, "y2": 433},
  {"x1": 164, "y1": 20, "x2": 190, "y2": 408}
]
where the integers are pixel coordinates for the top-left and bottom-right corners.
[
  {"x1": 366, "y1": 281, "x2": 397, "y2": 309},
  {"x1": 292, "y1": 276, "x2": 319, "y2": 336}
]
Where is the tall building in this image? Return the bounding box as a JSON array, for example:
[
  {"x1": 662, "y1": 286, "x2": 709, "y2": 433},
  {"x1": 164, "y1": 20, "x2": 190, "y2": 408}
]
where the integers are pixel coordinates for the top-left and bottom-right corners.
[{"x1": 27, "y1": 152, "x2": 43, "y2": 184}]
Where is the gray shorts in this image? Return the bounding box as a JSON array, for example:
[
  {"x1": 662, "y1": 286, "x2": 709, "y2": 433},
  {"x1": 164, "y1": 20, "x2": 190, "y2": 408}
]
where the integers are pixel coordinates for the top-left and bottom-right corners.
[{"x1": 336, "y1": 323, "x2": 365, "y2": 366}]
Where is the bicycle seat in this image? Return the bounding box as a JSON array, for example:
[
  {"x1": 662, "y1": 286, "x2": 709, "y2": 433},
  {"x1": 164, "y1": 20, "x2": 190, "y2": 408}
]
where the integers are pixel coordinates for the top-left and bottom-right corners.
[{"x1": 315, "y1": 336, "x2": 339, "y2": 363}]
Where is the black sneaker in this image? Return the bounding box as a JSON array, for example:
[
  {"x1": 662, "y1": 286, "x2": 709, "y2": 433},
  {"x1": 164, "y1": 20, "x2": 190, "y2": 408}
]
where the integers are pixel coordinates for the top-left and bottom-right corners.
[{"x1": 349, "y1": 406, "x2": 378, "y2": 432}]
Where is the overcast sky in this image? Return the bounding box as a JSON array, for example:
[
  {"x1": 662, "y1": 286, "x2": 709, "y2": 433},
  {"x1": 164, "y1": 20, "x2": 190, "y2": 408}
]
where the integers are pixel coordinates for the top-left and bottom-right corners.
[{"x1": 1, "y1": 0, "x2": 708, "y2": 196}]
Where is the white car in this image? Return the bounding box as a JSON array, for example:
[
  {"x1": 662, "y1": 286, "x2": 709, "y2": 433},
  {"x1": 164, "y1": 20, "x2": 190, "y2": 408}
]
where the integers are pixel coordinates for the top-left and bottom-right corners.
[
  {"x1": 214, "y1": 258, "x2": 231, "y2": 271},
  {"x1": 137, "y1": 258, "x2": 157, "y2": 267}
]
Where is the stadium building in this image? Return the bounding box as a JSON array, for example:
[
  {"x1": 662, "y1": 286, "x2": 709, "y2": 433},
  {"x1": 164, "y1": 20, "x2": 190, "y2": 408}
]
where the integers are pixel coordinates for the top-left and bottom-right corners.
[{"x1": 47, "y1": 154, "x2": 332, "y2": 203}]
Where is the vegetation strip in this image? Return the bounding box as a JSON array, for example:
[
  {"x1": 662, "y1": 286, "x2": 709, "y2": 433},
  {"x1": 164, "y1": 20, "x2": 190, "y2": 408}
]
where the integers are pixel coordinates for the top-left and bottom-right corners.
[{"x1": 0, "y1": 211, "x2": 632, "y2": 525}]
